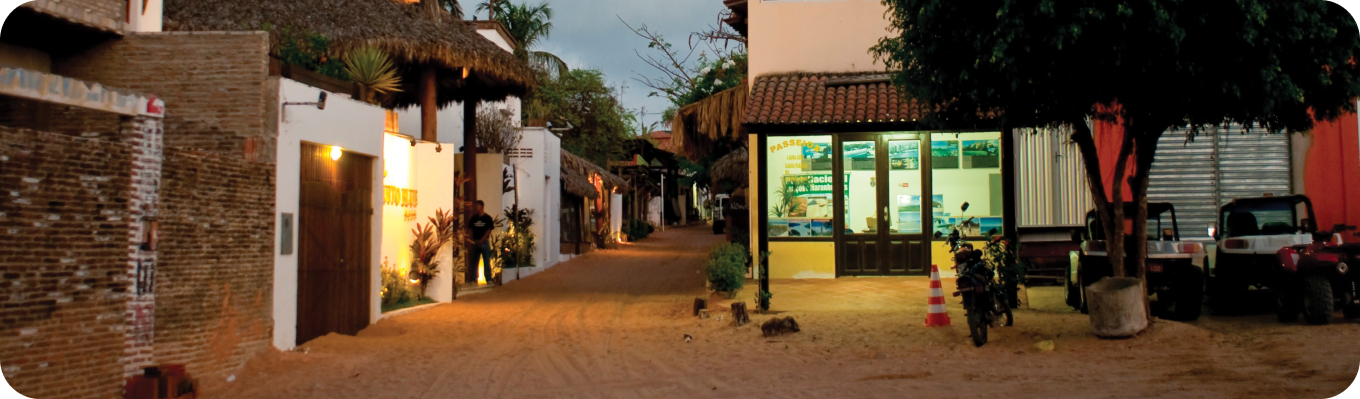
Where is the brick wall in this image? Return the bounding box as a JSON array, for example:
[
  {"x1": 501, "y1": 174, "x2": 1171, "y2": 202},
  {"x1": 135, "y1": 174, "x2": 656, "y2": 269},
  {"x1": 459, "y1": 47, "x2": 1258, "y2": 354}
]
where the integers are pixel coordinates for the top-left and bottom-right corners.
[
  {"x1": 0, "y1": 126, "x2": 133, "y2": 399},
  {"x1": 55, "y1": 31, "x2": 276, "y2": 162},
  {"x1": 23, "y1": 0, "x2": 127, "y2": 32},
  {"x1": 154, "y1": 148, "x2": 274, "y2": 386}
]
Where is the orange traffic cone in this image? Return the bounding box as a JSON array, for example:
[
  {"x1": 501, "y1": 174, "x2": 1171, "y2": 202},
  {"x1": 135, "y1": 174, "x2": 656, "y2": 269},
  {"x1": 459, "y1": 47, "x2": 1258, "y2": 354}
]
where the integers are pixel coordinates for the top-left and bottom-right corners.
[{"x1": 924, "y1": 264, "x2": 951, "y2": 327}]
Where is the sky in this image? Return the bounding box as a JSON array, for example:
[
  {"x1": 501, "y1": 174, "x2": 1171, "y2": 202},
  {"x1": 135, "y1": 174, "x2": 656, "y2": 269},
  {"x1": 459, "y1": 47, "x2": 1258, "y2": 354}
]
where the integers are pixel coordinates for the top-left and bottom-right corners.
[{"x1": 459, "y1": 0, "x2": 732, "y2": 135}]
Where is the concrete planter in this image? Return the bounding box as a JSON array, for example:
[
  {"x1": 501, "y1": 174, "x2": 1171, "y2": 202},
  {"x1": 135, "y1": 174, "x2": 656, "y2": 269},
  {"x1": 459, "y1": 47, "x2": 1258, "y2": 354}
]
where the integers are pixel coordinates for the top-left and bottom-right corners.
[{"x1": 1086, "y1": 277, "x2": 1148, "y2": 338}]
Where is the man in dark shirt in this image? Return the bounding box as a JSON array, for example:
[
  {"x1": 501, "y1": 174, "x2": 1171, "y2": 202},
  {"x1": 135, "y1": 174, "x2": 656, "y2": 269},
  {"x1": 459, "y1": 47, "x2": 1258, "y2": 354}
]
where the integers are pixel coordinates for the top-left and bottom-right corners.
[{"x1": 469, "y1": 200, "x2": 497, "y2": 285}]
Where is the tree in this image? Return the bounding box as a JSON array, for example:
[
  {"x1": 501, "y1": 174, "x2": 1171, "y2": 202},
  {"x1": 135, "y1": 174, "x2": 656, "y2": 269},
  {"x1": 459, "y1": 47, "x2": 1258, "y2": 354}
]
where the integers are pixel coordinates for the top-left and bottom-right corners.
[
  {"x1": 873, "y1": 0, "x2": 1360, "y2": 305},
  {"x1": 534, "y1": 69, "x2": 636, "y2": 167},
  {"x1": 478, "y1": 0, "x2": 570, "y2": 78}
]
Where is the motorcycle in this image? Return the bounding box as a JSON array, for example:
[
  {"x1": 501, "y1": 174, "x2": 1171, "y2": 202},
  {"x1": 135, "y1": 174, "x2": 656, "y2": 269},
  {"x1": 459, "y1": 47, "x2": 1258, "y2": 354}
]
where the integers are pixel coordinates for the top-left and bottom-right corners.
[{"x1": 935, "y1": 205, "x2": 1013, "y2": 347}]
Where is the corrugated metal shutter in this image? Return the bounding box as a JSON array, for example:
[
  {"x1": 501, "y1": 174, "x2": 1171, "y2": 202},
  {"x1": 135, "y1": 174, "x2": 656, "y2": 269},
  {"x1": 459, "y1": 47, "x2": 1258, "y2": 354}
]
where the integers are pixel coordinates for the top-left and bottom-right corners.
[
  {"x1": 1014, "y1": 126, "x2": 1093, "y2": 227},
  {"x1": 1148, "y1": 125, "x2": 1293, "y2": 240}
]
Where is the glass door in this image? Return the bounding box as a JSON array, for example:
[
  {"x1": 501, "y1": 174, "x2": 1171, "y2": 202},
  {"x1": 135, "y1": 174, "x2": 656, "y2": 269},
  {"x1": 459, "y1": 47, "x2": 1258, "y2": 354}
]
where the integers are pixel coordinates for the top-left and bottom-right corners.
[
  {"x1": 835, "y1": 134, "x2": 927, "y2": 276},
  {"x1": 884, "y1": 135, "x2": 927, "y2": 275}
]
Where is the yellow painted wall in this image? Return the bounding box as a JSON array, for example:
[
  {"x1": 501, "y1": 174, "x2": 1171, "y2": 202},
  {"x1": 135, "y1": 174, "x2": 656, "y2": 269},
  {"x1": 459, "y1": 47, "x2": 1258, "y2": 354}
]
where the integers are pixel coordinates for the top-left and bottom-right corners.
[
  {"x1": 929, "y1": 240, "x2": 987, "y2": 277},
  {"x1": 769, "y1": 241, "x2": 836, "y2": 279}
]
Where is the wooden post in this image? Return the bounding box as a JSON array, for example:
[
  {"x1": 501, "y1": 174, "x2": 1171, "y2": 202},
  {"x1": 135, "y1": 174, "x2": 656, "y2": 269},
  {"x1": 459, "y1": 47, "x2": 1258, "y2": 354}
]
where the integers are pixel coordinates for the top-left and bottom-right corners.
[
  {"x1": 464, "y1": 98, "x2": 479, "y2": 284},
  {"x1": 420, "y1": 65, "x2": 437, "y2": 142}
]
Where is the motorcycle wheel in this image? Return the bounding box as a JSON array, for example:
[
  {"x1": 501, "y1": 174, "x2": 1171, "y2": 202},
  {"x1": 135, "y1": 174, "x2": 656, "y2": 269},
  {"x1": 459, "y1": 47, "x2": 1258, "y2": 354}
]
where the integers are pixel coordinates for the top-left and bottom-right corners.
[
  {"x1": 968, "y1": 313, "x2": 988, "y2": 347},
  {"x1": 995, "y1": 296, "x2": 1014, "y2": 327},
  {"x1": 1302, "y1": 275, "x2": 1334, "y2": 325},
  {"x1": 1276, "y1": 288, "x2": 1301, "y2": 323}
]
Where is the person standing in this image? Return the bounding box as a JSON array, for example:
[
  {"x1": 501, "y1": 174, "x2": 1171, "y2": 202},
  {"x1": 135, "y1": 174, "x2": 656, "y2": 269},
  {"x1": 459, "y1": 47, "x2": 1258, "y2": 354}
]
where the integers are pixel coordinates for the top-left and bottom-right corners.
[{"x1": 469, "y1": 200, "x2": 497, "y2": 285}]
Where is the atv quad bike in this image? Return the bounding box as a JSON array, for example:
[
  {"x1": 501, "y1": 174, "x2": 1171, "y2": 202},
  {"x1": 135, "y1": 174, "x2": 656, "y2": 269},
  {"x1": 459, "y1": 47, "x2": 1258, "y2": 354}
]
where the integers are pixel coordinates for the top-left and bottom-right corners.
[
  {"x1": 1066, "y1": 202, "x2": 1206, "y2": 321},
  {"x1": 1274, "y1": 227, "x2": 1360, "y2": 325}
]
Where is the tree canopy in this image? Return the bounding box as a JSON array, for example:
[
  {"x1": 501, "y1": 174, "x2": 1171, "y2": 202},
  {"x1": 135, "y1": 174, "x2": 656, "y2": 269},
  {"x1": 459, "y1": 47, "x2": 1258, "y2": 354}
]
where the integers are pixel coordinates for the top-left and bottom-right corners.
[
  {"x1": 873, "y1": 0, "x2": 1360, "y2": 290},
  {"x1": 534, "y1": 69, "x2": 636, "y2": 168}
]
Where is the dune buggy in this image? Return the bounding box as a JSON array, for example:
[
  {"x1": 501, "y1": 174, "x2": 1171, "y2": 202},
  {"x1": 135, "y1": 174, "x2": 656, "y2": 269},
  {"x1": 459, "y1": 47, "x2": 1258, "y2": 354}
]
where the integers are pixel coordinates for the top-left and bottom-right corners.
[{"x1": 1066, "y1": 202, "x2": 1206, "y2": 321}]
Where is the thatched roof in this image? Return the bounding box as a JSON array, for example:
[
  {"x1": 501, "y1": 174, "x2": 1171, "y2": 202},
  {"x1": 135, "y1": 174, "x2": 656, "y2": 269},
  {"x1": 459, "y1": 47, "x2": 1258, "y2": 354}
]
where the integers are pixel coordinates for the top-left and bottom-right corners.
[
  {"x1": 561, "y1": 164, "x2": 597, "y2": 199},
  {"x1": 163, "y1": 0, "x2": 536, "y2": 107},
  {"x1": 710, "y1": 147, "x2": 748, "y2": 188},
  {"x1": 560, "y1": 149, "x2": 629, "y2": 196},
  {"x1": 670, "y1": 82, "x2": 747, "y2": 159}
]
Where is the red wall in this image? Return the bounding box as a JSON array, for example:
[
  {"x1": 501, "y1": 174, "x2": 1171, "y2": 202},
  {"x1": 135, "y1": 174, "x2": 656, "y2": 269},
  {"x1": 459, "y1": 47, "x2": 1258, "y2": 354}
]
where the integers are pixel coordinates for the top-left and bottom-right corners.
[
  {"x1": 1306, "y1": 111, "x2": 1360, "y2": 238},
  {"x1": 1092, "y1": 105, "x2": 1135, "y2": 202}
]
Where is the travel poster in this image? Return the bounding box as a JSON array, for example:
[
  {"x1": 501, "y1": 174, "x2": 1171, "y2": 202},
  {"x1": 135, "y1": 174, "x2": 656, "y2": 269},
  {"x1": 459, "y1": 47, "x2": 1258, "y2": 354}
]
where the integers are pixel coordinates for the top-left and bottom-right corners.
[
  {"x1": 898, "y1": 212, "x2": 923, "y2": 233},
  {"x1": 889, "y1": 140, "x2": 920, "y2": 170},
  {"x1": 810, "y1": 219, "x2": 833, "y2": 237},
  {"x1": 787, "y1": 197, "x2": 809, "y2": 217},
  {"x1": 932, "y1": 140, "x2": 959, "y2": 169},
  {"x1": 962, "y1": 139, "x2": 1000, "y2": 168},
  {"x1": 896, "y1": 194, "x2": 921, "y2": 212},
  {"x1": 806, "y1": 196, "x2": 831, "y2": 218},
  {"x1": 768, "y1": 219, "x2": 790, "y2": 237},
  {"x1": 802, "y1": 142, "x2": 833, "y2": 171},
  {"x1": 788, "y1": 219, "x2": 812, "y2": 237},
  {"x1": 979, "y1": 217, "x2": 1003, "y2": 236},
  {"x1": 844, "y1": 141, "x2": 877, "y2": 170}
]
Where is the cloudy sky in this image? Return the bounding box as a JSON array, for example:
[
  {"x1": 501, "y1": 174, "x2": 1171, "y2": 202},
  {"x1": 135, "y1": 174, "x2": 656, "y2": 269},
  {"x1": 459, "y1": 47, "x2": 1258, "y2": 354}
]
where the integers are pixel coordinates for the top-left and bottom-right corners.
[{"x1": 459, "y1": 0, "x2": 732, "y2": 134}]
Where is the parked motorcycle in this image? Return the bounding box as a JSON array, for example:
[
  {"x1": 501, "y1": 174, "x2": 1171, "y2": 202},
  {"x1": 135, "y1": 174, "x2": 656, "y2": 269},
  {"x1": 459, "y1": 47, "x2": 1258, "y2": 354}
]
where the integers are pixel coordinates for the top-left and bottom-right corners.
[
  {"x1": 952, "y1": 249, "x2": 1013, "y2": 346},
  {"x1": 1275, "y1": 224, "x2": 1360, "y2": 324}
]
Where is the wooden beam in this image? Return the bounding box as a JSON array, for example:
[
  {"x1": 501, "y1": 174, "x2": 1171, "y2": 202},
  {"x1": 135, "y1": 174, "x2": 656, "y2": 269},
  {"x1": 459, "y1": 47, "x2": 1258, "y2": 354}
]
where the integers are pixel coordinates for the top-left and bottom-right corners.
[
  {"x1": 420, "y1": 65, "x2": 437, "y2": 142},
  {"x1": 463, "y1": 99, "x2": 479, "y2": 284}
]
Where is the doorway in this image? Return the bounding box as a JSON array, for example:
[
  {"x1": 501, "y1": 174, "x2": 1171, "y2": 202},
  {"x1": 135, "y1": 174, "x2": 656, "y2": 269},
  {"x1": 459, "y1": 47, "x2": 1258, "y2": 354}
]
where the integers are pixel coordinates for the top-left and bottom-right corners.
[
  {"x1": 835, "y1": 133, "x2": 928, "y2": 276},
  {"x1": 297, "y1": 143, "x2": 373, "y2": 345}
]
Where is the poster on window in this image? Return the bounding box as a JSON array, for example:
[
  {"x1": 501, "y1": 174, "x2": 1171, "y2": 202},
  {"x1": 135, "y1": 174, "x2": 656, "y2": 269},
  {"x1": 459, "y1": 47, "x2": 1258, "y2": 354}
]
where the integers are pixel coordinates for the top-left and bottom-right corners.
[
  {"x1": 810, "y1": 219, "x2": 833, "y2": 237},
  {"x1": 889, "y1": 140, "x2": 920, "y2": 170},
  {"x1": 768, "y1": 218, "x2": 790, "y2": 237},
  {"x1": 932, "y1": 140, "x2": 959, "y2": 169},
  {"x1": 979, "y1": 217, "x2": 1003, "y2": 236},
  {"x1": 844, "y1": 141, "x2": 876, "y2": 170},
  {"x1": 802, "y1": 142, "x2": 833, "y2": 171},
  {"x1": 788, "y1": 219, "x2": 813, "y2": 237},
  {"x1": 962, "y1": 139, "x2": 1000, "y2": 168}
]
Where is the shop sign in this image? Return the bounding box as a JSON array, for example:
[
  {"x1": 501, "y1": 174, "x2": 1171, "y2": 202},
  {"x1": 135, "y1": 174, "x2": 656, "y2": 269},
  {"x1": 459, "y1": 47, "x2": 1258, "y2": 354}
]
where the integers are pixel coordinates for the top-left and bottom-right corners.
[
  {"x1": 780, "y1": 174, "x2": 849, "y2": 197},
  {"x1": 384, "y1": 185, "x2": 418, "y2": 208}
]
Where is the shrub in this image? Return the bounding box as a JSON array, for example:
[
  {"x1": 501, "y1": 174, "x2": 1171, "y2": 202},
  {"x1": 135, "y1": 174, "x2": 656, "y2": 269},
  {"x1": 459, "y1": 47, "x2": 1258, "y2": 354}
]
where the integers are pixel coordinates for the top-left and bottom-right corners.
[
  {"x1": 706, "y1": 243, "x2": 748, "y2": 293},
  {"x1": 625, "y1": 219, "x2": 653, "y2": 241},
  {"x1": 380, "y1": 258, "x2": 415, "y2": 306}
]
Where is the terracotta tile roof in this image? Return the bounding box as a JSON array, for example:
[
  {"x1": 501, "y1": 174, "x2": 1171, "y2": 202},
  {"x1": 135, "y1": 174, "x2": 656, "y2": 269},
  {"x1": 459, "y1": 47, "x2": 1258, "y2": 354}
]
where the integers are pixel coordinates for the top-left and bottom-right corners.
[{"x1": 745, "y1": 72, "x2": 929, "y2": 125}]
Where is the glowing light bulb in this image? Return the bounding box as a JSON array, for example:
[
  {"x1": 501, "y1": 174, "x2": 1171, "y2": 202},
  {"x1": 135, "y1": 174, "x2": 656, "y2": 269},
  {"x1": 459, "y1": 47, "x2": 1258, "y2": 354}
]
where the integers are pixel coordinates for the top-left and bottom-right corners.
[{"x1": 330, "y1": 146, "x2": 343, "y2": 161}]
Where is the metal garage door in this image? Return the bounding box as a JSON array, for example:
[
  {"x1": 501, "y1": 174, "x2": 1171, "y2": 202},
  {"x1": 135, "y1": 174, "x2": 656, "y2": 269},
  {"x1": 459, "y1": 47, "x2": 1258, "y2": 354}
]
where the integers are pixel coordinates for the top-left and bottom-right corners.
[{"x1": 1147, "y1": 125, "x2": 1293, "y2": 240}]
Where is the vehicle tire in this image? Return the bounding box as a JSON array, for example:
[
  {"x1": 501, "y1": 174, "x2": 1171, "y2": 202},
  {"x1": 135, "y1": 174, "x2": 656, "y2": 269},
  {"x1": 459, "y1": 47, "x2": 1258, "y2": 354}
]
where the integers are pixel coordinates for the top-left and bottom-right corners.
[
  {"x1": 1078, "y1": 272, "x2": 1090, "y2": 315},
  {"x1": 1065, "y1": 273, "x2": 1080, "y2": 309},
  {"x1": 997, "y1": 300, "x2": 1014, "y2": 327},
  {"x1": 1302, "y1": 275, "x2": 1334, "y2": 325},
  {"x1": 1276, "y1": 288, "x2": 1301, "y2": 323},
  {"x1": 1210, "y1": 250, "x2": 1247, "y2": 315},
  {"x1": 968, "y1": 313, "x2": 988, "y2": 347},
  {"x1": 1343, "y1": 284, "x2": 1360, "y2": 320},
  {"x1": 1172, "y1": 266, "x2": 1205, "y2": 321}
]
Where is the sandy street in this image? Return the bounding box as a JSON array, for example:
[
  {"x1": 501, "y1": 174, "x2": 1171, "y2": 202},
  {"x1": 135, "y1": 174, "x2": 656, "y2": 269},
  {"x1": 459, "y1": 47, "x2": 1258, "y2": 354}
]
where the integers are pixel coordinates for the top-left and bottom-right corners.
[{"x1": 211, "y1": 225, "x2": 1360, "y2": 399}]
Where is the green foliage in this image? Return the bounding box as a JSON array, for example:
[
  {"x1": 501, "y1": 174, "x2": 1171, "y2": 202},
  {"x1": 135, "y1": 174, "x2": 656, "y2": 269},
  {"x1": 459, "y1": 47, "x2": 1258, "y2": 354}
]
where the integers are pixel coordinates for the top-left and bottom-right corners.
[
  {"x1": 480, "y1": 0, "x2": 569, "y2": 77},
  {"x1": 535, "y1": 69, "x2": 636, "y2": 168},
  {"x1": 624, "y1": 219, "x2": 654, "y2": 241},
  {"x1": 495, "y1": 205, "x2": 537, "y2": 269},
  {"x1": 706, "y1": 243, "x2": 749, "y2": 293},
  {"x1": 676, "y1": 136, "x2": 742, "y2": 195},
  {"x1": 982, "y1": 234, "x2": 1026, "y2": 290},
  {"x1": 380, "y1": 258, "x2": 416, "y2": 307},
  {"x1": 342, "y1": 46, "x2": 402, "y2": 100},
  {"x1": 277, "y1": 27, "x2": 348, "y2": 81},
  {"x1": 658, "y1": 52, "x2": 748, "y2": 121},
  {"x1": 871, "y1": 0, "x2": 1360, "y2": 133}
]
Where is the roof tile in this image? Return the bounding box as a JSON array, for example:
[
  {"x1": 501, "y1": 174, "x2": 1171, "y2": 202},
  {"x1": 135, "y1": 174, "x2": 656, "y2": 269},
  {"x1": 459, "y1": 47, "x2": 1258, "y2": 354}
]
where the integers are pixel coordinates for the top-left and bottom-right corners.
[{"x1": 746, "y1": 72, "x2": 932, "y2": 125}]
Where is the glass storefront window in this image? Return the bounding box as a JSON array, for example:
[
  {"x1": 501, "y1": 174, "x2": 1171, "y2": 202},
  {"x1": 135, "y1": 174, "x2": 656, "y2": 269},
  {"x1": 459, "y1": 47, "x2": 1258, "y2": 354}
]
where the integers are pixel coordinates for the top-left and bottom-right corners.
[
  {"x1": 766, "y1": 135, "x2": 834, "y2": 238},
  {"x1": 930, "y1": 132, "x2": 1005, "y2": 237},
  {"x1": 887, "y1": 138, "x2": 923, "y2": 233}
]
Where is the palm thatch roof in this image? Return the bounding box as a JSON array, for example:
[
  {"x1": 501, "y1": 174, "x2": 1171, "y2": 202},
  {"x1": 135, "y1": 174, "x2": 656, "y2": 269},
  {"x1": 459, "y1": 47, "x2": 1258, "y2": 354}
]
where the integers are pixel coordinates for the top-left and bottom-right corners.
[
  {"x1": 561, "y1": 164, "x2": 598, "y2": 199},
  {"x1": 163, "y1": 0, "x2": 536, "y2": 107},
  {"x1": 670, "y1": 82, "x2": 747, "y2": 159},
  {"x1": 710, "y1": 147, "x2": 748, "y2": 188},
  {"x1": 560, "y1": 149, "x2": 629, "y2": 196}
]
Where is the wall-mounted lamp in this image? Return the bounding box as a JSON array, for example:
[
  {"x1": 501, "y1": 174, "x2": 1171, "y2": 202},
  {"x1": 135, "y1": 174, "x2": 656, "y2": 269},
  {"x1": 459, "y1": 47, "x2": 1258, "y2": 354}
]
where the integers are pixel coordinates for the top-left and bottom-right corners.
[
  {"x1": 410, "y1": 138, "x2": 418, "y2": 147},
  {"x1": 330, "y1": 146, "x2": 343, "y2": 161},
  {"x1": 462, "y1": 67, "x2": 469, "y2": 79},
  {"x1": 435, "y1": 143, "x2": 443, "y2": 153},
  {"x1": 284, "y1": 91, "x2": 327, "y2": 110}
]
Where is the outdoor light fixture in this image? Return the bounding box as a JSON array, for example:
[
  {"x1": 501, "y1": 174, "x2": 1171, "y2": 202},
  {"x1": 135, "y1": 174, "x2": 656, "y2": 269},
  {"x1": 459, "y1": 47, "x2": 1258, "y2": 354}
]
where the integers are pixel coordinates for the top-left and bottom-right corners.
[
  {"x1": 435, "y1": 143, "x2": 443, "y2": 153},
  {"x1": 330, "y1": 146, "x2": 343, "y2": 161},
  {"x1": 281, "y1": 91, "x2": 328, "y2": 121},
  {"x1": 462, "y1": 67, "x2": 469, "y2": 79}
]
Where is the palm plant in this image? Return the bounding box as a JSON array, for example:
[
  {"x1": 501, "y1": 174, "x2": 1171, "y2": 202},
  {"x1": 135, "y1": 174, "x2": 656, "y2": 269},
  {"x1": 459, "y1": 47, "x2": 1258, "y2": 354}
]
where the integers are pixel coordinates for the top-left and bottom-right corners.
[
  {"x1": 342, "y1": 46, "x2": 403, "y2": 103},
  {"x1": 477, "y1": 0, "x2": 570, "y2": 78}
]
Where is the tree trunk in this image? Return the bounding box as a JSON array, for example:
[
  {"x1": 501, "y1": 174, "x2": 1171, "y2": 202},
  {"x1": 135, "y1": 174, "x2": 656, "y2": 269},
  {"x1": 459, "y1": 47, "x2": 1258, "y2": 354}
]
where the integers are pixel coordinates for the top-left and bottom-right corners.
[
  {"x1": 1128, "y1": 122, "x2": 1166, "y2": 320},
  {"x1": 464, "y1": 99, "x2": 479, "y2": 283},
  {"x1": 420, "y1": 65, "x2": 438, "y2": 142},
  {"x1": 1069, "y1": 118, "x2": 1133, "y2": 278},
  {"x1": 1109, "y1": 129, "x2": 1135, "y2": 278}
]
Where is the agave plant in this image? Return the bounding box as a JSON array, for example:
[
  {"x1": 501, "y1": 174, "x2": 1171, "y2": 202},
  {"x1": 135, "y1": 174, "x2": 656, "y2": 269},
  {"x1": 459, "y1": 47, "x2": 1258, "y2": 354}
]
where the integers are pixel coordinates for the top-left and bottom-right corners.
[{"x1": 342, "y1": 46, "x2": 403, "y2": 103}]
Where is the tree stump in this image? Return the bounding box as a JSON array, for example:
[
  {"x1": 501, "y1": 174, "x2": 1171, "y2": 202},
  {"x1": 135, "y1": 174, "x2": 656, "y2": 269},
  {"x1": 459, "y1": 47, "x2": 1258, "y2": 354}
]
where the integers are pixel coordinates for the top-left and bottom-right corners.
[
  {"x1": 693, "y1": 297, "x2": 707, "y2": 317},
  {"x1": 731, "y1": 302, "x2": 750, "y2": 326},
  {"x1": 1086, "y1": 277, "x2": 1148, "y2": 338}
]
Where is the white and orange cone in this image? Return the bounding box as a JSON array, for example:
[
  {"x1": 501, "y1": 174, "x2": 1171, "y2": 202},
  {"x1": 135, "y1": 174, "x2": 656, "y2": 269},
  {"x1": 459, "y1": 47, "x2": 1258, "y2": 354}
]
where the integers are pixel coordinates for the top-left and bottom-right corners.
[{"x1": 924, "y1": 264, "x2": 951, "y2": 327}]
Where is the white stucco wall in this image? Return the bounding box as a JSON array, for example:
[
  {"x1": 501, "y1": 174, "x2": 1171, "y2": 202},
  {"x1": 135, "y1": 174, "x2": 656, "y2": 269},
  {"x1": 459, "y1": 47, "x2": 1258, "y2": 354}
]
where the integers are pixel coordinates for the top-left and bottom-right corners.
[
  {"x1": 611, "y1": 193, "x2": 623, "y2": 237},
  {"x1": 273, "y1": 78, "x2": 385, "y2": 350},
  {"x1": 500, "y1": 127, "x2": 563, "y2": 283}
]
